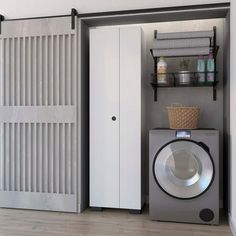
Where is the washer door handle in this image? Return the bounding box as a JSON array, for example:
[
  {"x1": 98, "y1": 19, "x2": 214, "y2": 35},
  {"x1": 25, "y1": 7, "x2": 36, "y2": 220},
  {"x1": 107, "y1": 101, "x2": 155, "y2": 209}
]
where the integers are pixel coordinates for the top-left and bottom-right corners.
[{"x1": 198, "y1": 142, "x2": 210, "y2": 153}]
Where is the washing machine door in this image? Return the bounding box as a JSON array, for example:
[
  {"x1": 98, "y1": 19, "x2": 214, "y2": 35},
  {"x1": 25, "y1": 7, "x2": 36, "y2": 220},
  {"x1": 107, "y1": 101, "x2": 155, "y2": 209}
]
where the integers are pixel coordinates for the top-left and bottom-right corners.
[{"x1": 153, "y1": 139, "x2": 214, "y2": 199}]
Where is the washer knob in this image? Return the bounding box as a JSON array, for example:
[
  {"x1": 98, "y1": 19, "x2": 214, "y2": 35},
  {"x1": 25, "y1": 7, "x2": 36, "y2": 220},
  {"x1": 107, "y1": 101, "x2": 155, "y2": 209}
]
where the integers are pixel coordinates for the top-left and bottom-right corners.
[{"x1": 199, "y1": 208, "x2": 214, "y2": 222}]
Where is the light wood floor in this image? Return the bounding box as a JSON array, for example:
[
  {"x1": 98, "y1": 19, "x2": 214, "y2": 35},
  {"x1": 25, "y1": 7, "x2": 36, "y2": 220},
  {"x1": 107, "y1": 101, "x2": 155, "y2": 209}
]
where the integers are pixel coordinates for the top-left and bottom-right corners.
[{"x1": 0, "y1": 207, "x2": 232, "y2": 236}]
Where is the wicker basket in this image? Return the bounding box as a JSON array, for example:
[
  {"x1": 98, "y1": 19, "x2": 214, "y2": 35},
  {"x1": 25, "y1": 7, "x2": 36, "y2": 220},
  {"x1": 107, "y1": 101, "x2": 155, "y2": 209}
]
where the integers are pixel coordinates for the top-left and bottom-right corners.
[{"x1": 167, "y1": 105, "x2": 200, "y2": 130}]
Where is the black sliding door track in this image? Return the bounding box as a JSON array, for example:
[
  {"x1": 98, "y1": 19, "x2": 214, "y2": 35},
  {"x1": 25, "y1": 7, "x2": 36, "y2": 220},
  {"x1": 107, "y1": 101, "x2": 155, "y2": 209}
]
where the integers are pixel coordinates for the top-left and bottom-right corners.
[{"x1": 1, "y1": 2, "x2": 230, "y2": 22}]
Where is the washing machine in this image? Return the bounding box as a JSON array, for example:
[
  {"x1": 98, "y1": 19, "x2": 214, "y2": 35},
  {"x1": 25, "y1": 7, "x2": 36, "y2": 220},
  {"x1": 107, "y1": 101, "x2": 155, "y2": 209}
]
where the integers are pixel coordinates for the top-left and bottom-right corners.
[{"x1": 149, "y1": 129, "x2": 219, "y2": 225}]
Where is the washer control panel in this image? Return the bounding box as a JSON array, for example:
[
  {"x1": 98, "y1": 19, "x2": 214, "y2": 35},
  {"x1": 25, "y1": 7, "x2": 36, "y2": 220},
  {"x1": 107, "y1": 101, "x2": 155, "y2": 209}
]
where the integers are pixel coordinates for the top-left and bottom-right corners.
[{"x1": 176, "y1": 130, "x2": 191, "y2": 138}]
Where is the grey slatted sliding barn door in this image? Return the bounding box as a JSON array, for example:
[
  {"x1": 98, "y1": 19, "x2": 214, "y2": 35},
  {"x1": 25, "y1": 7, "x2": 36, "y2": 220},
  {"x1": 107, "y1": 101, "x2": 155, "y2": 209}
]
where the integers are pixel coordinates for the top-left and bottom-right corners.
[{"x1": 0, "y1": 17, "x2": 78, "y2": 212}]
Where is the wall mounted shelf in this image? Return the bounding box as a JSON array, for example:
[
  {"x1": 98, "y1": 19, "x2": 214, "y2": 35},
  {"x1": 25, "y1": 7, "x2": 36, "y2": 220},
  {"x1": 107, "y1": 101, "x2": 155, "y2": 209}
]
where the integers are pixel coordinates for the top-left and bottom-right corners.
[{"x1": 150, "y1": 26, "x2": 218, "y2": 102}]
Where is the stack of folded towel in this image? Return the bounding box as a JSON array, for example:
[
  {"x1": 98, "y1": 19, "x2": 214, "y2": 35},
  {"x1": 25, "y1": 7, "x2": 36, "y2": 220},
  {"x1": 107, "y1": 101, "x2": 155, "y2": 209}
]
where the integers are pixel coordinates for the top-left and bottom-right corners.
[{"x1": 152, "y1": 30, "x2": 213, "y2": 57}]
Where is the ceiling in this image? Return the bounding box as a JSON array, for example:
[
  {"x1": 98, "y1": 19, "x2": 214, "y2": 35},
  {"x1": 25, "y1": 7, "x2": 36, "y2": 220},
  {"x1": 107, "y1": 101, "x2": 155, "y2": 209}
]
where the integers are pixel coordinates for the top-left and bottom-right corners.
[{"x1": 0, "y1": 0, "x2": 229, "y2": 19}]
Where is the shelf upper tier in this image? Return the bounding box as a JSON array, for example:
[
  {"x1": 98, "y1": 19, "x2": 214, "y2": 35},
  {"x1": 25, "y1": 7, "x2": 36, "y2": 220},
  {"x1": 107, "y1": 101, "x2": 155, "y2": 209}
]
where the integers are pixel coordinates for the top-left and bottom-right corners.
[
  {"x1": 150, "y1": 46, "x2": 219, "y2": 58},
  {"x1": 151, "y1": 28, "x2": 218, "y2": 58}
]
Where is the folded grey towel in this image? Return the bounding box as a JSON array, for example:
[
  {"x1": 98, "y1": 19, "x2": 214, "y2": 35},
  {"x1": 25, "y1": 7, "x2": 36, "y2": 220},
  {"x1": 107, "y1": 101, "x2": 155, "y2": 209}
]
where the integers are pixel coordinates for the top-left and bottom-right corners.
[
  {"x1": 152, "y1": 38, "x2": 210, "y2": 49},
  {"x1": 156, "y1": 30, "x2": 214, "y2": 40},
  {"x1": 152, "y1": 47, "x2": 210, "y2": 57}
]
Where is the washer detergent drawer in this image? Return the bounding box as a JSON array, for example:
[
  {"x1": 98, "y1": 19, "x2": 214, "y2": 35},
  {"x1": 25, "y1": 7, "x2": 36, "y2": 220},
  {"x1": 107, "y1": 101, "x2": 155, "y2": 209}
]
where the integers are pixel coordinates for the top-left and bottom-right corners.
[{"x1": 153, "y1": 139, "x2": 214, "y2": 199}]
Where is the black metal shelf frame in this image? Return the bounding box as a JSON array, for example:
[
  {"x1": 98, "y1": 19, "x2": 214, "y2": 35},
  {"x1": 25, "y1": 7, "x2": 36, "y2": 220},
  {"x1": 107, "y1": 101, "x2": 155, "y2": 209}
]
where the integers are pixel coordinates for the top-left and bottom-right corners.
[{"x1": 150, "y1": 26, "x2": 218, "y2": 101}]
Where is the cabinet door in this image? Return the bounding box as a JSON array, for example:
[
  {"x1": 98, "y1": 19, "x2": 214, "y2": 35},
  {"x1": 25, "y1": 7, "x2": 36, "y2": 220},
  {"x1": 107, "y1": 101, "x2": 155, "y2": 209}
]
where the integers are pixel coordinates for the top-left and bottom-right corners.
[
  {"x1": 90, "y1": 28, "x2": 120, "y2": 208},
  {"x1": 120, "y1": 27, "x2": 142, "y2": 209}
]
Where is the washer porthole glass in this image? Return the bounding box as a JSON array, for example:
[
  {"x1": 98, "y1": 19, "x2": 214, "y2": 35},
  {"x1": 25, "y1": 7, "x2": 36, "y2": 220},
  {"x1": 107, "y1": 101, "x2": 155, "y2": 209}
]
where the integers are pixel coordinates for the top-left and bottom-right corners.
[{"x1": 153, "y1": 140, "x2": 214, "y2": 199}]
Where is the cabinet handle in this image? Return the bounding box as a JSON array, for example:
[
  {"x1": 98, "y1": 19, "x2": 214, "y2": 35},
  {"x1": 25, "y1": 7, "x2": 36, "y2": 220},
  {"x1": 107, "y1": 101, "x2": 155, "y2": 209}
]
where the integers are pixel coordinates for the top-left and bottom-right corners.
[{"x1": 112, "y1": 116, "x2": 116, "y2": 121}]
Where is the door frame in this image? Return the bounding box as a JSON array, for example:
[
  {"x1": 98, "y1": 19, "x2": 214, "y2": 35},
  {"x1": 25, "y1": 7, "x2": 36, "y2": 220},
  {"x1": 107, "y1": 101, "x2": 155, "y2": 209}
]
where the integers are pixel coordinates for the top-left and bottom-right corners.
[{"x1": 78, "y1": 2, "x2": 230, "y2": 212}]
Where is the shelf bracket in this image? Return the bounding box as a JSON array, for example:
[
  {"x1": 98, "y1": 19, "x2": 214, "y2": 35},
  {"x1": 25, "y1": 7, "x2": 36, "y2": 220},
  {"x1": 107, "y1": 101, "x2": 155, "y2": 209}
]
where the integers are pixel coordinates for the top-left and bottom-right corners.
[
  {"x1": 152, "y1": 86, "x2": 157, "y2": 101},
  {"x1": 154, "y1": 30, "x2": 157, "y2": 39},
  {"x1": 0, "y1": 14, "x2": 5, "y2": 34},
  {"x1": 213, "y1": 86, "x2": 217, "y2": 101},
  {"x1": 213, "y1": 26, "x2": 216, "y2": 52},
  {"x1": 71, "y1": 8, "x2": 78, "y2": 30}
]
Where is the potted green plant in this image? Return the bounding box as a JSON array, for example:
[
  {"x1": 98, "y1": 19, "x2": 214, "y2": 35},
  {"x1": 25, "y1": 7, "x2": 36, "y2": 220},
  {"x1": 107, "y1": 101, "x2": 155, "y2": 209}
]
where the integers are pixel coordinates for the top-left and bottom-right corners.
[{"x1": 179, "y1": 59, "x2": 191, "y2": 84}]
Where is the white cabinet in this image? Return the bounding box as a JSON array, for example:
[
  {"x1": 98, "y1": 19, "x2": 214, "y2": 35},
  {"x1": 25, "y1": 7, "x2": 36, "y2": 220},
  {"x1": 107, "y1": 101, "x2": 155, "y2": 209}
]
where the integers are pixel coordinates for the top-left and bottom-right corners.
[{"x1": 90, "y1": 26, "x2": 145, "y2": 211}]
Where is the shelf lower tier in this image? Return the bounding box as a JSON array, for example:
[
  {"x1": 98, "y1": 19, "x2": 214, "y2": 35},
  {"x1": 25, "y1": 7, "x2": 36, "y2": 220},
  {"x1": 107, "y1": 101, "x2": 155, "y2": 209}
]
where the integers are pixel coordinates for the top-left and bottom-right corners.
[
  {"x1": 151, "y1": 72, "x2": 217, "y2": 86},
  {"x1": 150, "y1": 72, "x2": 218, "y2": 101},
  {"x1": 151, "y1": 81, "x2": 218, "y2": 88}
]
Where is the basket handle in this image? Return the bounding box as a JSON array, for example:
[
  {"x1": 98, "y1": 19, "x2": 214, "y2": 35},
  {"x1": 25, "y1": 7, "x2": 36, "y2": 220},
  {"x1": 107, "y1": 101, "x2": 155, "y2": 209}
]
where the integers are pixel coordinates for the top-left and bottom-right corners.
[{"x1": 171, "y1": 103, "x2": 182, "y2": 107}]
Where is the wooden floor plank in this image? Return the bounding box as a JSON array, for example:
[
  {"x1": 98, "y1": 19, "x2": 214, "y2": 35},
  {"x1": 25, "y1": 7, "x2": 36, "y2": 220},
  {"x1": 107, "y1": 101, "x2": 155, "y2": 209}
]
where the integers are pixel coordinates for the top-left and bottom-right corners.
[{"x1": 0, "y1": 207, "x2": 232, "y2": 236}]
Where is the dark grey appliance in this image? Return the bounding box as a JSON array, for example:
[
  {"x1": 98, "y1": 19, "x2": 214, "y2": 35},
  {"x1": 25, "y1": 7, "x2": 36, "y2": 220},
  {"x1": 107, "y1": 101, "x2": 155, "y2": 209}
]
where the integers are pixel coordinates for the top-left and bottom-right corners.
[{"x1": 149, "y1": 129, "x2": 219, "y2": 224}]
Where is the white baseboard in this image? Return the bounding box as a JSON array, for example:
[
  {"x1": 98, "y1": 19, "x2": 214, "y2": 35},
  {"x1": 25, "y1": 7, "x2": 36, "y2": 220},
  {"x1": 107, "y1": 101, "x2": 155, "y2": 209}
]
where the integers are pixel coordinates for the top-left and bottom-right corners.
[{"x1": 229, "y1": 213, "x2": 236, "y2": 236}]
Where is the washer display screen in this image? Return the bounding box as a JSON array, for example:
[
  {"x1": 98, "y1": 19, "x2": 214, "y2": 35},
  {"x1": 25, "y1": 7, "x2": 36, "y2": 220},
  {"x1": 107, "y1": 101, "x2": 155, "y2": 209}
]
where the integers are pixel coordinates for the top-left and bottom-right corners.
[{"x1": 153, "y1": 140, "x2": 214, "y2": 199}]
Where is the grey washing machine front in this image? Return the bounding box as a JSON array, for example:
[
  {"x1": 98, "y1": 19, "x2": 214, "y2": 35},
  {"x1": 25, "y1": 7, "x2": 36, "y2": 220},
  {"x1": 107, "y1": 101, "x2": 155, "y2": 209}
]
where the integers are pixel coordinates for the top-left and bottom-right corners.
[{"x1": 149, "y1": 129, "x2": 219, "y2": 225}]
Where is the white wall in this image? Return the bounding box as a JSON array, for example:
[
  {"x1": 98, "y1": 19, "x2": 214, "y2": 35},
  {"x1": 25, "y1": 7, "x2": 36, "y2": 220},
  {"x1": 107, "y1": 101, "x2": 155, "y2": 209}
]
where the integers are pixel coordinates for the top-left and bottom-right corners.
[
  {"x1": 0, "y1": 0, "x2": 230, "y2": 19},
  {"x1": 230, "y1": 0, "x2": 236, "y2": 234}
]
